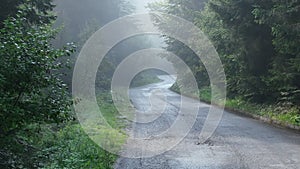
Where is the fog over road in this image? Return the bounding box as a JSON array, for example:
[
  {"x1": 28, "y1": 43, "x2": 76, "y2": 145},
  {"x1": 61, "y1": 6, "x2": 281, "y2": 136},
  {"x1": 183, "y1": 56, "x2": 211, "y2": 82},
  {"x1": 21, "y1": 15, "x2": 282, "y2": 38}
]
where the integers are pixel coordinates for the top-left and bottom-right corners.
[{"x1": 115, "y1": 75, "x2": 300, "y2": 169}]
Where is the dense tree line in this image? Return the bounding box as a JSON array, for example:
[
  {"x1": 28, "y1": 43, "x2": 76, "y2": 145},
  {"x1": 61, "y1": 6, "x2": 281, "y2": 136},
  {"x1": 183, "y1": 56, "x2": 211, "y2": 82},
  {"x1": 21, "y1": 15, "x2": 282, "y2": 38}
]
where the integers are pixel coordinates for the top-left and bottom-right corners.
[
  {"x1": 0, "y1": 0, "x2": 74, "y2": 167},
  {"x1": 150, "y1": 0, "x2": 300, "y2": 105},
  {"x1": 0, "y1": 0, "x2": 156, "y2": 167},
  {"x1": 0, "y1": 0, "x2": 133, "y2": 168}
]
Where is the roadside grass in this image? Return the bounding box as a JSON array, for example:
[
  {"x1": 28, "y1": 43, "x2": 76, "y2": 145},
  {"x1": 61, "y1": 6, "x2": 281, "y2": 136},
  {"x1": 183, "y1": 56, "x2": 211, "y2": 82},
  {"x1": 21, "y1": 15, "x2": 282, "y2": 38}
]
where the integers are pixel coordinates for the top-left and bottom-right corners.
[
  {"x1": 260, "y1": 105, "x2": 300, "y2": 126},
  {"x1": 225, "y1": 96, "x2": 299, "y2": 126},
  {"x1": 38, "y1": 93, "x2": 127, "y2": 169},
  {"x1": 198, "y1": 87, "x2": 212, "y2": 103},
  {"x1": 170, "y1": 85, "x2": 300, "y2": 126}
]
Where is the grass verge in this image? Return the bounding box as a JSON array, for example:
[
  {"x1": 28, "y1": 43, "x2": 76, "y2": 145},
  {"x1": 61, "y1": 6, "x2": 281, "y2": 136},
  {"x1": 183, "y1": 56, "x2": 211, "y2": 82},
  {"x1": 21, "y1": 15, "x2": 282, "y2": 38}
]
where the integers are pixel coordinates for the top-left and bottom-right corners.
[
  {"x1": 38, "y1": 93, "x2": 127, "y2": 169},
  {"x1": 170, "y1": 85, "x2": 300, "y2": 127}
]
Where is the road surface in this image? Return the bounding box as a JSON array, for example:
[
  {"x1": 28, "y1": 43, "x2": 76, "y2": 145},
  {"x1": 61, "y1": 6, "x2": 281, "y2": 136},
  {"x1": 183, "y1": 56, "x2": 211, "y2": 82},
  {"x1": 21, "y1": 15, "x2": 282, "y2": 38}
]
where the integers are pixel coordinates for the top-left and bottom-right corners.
[{"x1": 114, "y1": 75, "x2": 300, "y2": 169}]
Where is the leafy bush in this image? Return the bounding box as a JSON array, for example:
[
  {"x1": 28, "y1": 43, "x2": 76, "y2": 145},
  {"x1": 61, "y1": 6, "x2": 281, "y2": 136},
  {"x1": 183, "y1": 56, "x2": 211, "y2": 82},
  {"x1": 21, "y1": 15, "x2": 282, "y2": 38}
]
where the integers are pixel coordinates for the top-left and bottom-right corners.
[
  {"x1": 39, "y1": 94, "x2": 127, "y2": 169},
  {"x1": 199, "y1": 87, "x2": 212, "y2": 103},
  {"x1": 40, "y1": 124, "x2": 118, "y2": 169},
  {"x1": 0, "y1": 11, "x2": 74, "y2": 168}
]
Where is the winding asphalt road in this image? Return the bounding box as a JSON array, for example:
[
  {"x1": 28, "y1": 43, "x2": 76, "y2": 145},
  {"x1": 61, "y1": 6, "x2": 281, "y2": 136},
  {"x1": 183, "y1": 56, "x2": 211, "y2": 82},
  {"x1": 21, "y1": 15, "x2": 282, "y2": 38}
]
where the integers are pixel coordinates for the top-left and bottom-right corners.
[{"x1": 114, "y1": 75, "x2": 300, "y2": 169}]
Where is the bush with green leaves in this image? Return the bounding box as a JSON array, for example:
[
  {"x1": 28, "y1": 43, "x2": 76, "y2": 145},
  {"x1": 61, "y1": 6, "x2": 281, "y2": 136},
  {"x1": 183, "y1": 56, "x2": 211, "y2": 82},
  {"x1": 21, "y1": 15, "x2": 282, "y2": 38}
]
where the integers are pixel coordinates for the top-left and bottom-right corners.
[
  {"x1": 0, "y1": 11, "x2": 74, "y2": 168},
  {"x1": 40, "y1": 124, "x2": 118, "y2": 169},
  {"x1": 0, "y1": 0, "x2": 55, "y2": 28}
]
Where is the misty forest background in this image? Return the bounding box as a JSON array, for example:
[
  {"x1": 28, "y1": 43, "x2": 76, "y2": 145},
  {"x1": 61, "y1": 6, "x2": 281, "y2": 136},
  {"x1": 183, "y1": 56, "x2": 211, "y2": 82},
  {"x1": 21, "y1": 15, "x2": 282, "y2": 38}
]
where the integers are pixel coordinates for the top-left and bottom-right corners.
[{"x1": 0, "y1": 0, "x2": 299, "y2": 168}]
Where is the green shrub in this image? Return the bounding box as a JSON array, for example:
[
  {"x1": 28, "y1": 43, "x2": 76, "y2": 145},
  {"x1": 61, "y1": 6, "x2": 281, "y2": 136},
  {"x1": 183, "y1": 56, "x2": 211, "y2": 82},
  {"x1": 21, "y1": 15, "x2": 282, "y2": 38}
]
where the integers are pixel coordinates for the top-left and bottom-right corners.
[{"x1": 40, "y1": 124, "x2": 118, "y2": 169}]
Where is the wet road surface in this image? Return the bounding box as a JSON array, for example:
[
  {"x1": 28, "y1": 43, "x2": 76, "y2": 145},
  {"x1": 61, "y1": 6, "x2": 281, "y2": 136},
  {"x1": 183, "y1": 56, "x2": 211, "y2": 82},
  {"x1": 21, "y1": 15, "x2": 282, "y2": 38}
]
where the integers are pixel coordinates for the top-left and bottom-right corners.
[{"x1": 114, "y1": 75, "x2": 300, "y2": 169}]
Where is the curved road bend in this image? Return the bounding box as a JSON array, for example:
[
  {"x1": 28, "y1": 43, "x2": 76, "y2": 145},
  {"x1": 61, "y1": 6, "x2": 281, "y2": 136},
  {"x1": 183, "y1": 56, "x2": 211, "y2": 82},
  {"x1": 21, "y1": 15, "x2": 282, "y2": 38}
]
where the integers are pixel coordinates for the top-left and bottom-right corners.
[{"x1": 115, "y1": 75, "x2": 300, "y2": 169}]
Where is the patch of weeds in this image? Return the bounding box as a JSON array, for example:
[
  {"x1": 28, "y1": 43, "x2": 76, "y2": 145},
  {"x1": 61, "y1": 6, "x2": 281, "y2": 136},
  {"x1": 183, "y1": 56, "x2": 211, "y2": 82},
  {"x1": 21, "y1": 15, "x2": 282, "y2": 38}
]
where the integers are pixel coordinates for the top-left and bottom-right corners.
[
  {"x1": 39, "y1": 93, "x2": 128, "y2": 169},
  {"x1": 260, "y1": 103, "x2": 300, "y2": 126},
  {"x1": 199, "y1": 87, "x2": 212, "y2": 103}
]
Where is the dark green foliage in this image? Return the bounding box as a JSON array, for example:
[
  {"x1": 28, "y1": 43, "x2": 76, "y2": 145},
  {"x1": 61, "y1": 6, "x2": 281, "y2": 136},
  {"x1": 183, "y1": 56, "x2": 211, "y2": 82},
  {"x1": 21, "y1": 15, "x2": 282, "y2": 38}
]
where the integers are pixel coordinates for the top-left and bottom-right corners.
[
  {"x1": 149, "y1": 0, "x2": 299, "y2": 124},
  {"x1": 148, "y1": 1, "x2": 211, "y2": 90},
  {"x1": 205, "y1": 0, "x2": 299, "y2": 104},
  {"x1": 253, "y1": 0, "x2": 300, "y2": 104},
  {"x1": 150, "y1": 0, "x2": 299, "y2": 105},
  {"x1": 0, "y1": 12, "x2": 74, "y2": 135},
  {"x1": 0, "y1": 0, "x2": 55, "y2": 27},
  {"x1": 39, "y1": 124, "x2": 118, "y2": 169},
  {"x1": 207, "y1": 0, "x2": 276, "y2": 101},
  {"x1": 0, "y1": 11, "x2": 74, "y2": 168},
  {"x1": 1, "y1": 0, "x2": 136, "y2": 168},
  {"x1": 39, "y1": 93, "x2": 125, "y2": 169}
]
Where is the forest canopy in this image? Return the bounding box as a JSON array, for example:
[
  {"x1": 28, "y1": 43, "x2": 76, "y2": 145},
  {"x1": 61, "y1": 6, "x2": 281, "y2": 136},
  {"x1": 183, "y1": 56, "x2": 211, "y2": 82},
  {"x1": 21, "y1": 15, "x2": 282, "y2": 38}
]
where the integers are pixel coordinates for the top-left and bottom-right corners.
[{"x1": 149, "y1": 0, "x2": 300, "y2": 105}]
